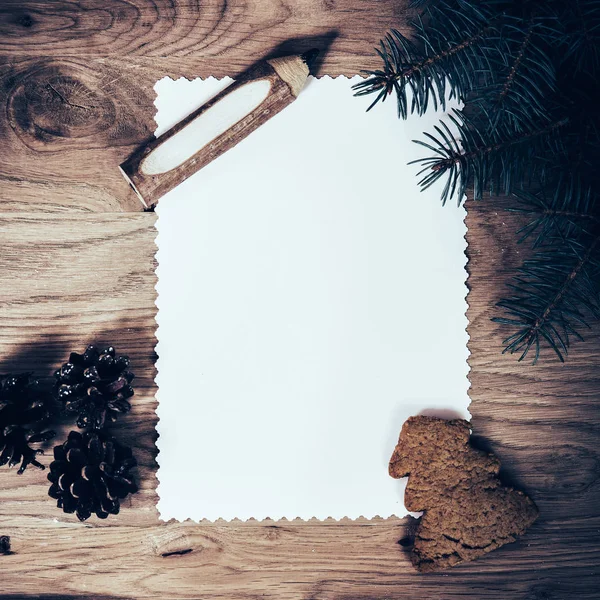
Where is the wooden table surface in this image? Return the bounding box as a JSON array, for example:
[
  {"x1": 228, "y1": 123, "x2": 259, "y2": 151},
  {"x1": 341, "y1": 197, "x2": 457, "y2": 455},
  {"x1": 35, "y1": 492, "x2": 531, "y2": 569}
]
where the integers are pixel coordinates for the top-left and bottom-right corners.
[{"x1": 1, "y1": 2, "x2": 599, "y2": 598}]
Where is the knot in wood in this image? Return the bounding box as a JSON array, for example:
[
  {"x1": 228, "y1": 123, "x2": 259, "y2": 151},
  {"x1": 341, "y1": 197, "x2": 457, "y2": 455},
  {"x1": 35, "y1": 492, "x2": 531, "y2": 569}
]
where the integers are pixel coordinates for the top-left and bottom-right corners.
[{"x1": 7, "y1": 61, "x2": 116, "y2": 151}]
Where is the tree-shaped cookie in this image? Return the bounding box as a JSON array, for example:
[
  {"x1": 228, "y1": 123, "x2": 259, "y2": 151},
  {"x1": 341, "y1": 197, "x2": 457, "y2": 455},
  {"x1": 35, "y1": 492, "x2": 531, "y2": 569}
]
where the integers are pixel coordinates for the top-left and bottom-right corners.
[{"x1": 390, "y1": 416, "x2": 538, "y2": 571}]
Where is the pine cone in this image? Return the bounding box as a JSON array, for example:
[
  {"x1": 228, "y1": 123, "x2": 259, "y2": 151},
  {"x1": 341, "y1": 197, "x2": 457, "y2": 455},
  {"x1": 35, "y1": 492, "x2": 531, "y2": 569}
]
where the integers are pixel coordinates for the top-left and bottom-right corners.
[
  {"x1": 0, "y1": 373, "x2": 56, "y2": 474},
  {"x1": 48, "y1": 430, "x2": 138, "y2": 521},
  {"x1": 54, "y1": 345, "x2": 134, "y2": 430}
]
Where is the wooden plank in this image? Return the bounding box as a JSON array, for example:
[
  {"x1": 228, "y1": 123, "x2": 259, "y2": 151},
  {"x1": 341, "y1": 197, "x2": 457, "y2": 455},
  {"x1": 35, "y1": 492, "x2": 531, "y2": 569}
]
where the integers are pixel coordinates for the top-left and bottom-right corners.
[
  {"x1": 0, "y1": 0, "x2": 411, "y2": 74},
  {"x1": 0, "y1": 518, "x2": 598, "y2": 599}
]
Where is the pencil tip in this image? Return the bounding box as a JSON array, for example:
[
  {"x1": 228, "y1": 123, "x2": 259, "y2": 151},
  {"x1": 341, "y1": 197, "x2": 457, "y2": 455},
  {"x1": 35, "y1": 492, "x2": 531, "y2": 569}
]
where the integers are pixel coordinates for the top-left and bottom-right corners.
[{"x1": 301, "y1": 49, "x2": 320, "y2": 71}]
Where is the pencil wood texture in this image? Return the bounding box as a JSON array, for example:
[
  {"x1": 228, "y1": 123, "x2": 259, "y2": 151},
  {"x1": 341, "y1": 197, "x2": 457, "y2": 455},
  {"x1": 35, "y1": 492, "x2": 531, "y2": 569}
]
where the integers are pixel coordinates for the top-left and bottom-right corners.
[
  {"x1": 0, "y1": 0, "x2": 599, "y2": 598},
  {"x1": 119, "y1": 54, "x2": 312, "y2": 206}
]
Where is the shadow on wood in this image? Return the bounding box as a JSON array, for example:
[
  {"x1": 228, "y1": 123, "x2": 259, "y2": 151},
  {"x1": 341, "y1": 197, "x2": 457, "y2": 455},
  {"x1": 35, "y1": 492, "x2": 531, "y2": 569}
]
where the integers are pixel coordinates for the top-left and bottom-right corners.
[{"x1": 261, "y1": 31, "x2": 339, "y2": 76}]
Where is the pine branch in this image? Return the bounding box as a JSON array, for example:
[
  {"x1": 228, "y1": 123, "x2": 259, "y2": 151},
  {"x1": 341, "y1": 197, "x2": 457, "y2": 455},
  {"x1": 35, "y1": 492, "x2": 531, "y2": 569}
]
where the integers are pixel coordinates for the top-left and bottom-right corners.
[
  {"x1": 560, "y1": 0, "x2": 600, "y2": 73},
  {"x1": 494, "y1": 234, "x2": 600, "y2": 362},
  {"x1": 511, "y1": 183, "x2": 600, "y2": 246},
  {"x1": 352, "y1": 1, "x2": 501, "y2": 118},
  {"x1": 410, "y1": 111, "x2": 568, "y2": 205},
  {"x1": 473, "y1": 17, "x2": 557, "y2": 131}
]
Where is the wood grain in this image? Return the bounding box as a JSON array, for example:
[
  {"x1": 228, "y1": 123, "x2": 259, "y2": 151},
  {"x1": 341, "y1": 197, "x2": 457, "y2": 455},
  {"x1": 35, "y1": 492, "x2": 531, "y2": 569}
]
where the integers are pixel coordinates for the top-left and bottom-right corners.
[
  {"x1": 0, "y1": 1, "x2": 599, "y2": 598},
  {"x1": 0, "y1": 1, "x2": 411, "y2": 73}
]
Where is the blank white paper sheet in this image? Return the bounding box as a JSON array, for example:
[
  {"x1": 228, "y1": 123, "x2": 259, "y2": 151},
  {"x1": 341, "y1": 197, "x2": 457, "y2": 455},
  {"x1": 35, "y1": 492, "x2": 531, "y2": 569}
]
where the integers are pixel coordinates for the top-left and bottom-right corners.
[{"x1": 155, "y1": 75, "x2": 470, "y2": 522}]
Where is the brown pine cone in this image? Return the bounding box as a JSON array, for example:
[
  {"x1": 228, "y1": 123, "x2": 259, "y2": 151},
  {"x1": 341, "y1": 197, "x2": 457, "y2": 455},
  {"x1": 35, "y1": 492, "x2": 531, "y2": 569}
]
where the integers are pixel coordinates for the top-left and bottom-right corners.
[
  {"x1": 48, "y1": 430, "x2": 138, "y2": 521},
  {"x1": 0, "y1": 373, "x2": 56, "y2": 474},
  {"x1": 54, "y1": 345, "x2": 134, "y2": 430}
]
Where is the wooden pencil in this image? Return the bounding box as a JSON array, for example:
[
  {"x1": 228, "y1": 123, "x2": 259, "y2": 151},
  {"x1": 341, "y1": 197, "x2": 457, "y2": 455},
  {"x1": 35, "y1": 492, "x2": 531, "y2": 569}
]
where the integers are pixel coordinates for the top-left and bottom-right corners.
[{"x1": 119, "y1": 50, "x2": 318, "y2": 207}]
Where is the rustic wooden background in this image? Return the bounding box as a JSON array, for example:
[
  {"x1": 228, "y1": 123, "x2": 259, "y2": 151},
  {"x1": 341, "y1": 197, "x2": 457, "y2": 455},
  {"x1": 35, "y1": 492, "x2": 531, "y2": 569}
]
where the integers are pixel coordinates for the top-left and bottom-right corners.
[{"x1": 1, "y1": 1, "x2": 599, "y2": 598}]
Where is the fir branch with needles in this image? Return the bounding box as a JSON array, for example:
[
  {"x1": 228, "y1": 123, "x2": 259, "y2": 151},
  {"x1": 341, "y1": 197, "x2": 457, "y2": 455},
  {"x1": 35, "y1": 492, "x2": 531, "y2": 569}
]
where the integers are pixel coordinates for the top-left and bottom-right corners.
[
  {"x1": 560, "y1": 0, "x2": 600, "y2": 72},
  {"x1": 510, "y1": 184, "x2": 600, "y2": 246},
  {"x1": 356, "y1": 0, "x2": 600, "y2": 362},
  {"x1": 411, "y1": 110, "x2": 569, "y2": 205},
  {"x1": 476, "y1": 17, "x2": 558, "y2": 131},
  {"x1": 494, "y1": 235, "x2": 600, "y2": 362},
  {"x1": 353, "y1": 1, "x2": 502, "y2": 117}
]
